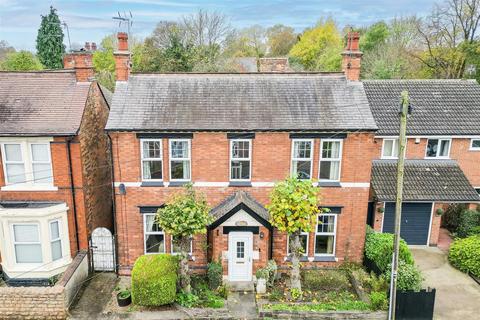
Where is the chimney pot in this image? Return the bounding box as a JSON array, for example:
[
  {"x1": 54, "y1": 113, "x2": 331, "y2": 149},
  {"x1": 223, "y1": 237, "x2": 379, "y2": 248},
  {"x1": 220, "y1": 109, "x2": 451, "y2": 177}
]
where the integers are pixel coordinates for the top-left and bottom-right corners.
[
  {"x1": 117, "y1": 32, "x2": 129, "y2": 51},
  {"x1": 91, "y1": 42, "x2": 97, "y2": 51},
  {"x1": 85, "y1": 42, "x2": 91, "y2": 51}
]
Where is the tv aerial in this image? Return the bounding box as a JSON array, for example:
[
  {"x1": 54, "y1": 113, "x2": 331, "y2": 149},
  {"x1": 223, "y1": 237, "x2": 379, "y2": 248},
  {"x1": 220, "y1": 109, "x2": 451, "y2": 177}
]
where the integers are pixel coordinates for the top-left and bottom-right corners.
[{"x1": 112, "y1": 11, "x2": 133, "y2": 36}]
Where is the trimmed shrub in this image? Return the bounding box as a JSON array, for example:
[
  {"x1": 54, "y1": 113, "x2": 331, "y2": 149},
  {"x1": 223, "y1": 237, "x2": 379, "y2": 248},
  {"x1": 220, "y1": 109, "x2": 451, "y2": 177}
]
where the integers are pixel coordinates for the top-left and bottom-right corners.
[
  {"x1": 302, "y1": 269, "x2": 351, "y2": 292},
  {"x1": 364, "y1": 230, "x2": 414, "y2": 273},
  {"x1": 131, "y1": 254, "x2": 178, "y2": 306},
  {"x1": 369, "y1": 291, "x2": 388, "y2": 311},
  {"x1": 384, "y1": 261, "x2": 423, "y2": 292},
  {"x1": 207, "y1": 260, "x2": 223, "y2": 290},
  {"x1": 449, "y1": 235, "x2": 480, "y2": 278},
  {"x1": 442, "y1": 204, "x2": 467, "y2": 232},
  {"x1": 456, "y1": 210, "x2": 480, "y2": 238}
]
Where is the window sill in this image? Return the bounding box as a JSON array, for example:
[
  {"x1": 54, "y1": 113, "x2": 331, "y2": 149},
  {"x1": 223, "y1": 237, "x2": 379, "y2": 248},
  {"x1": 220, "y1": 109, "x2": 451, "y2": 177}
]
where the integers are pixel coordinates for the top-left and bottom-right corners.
[
  {"x1": 228, "y1": 181, "x2": 252, "y2": 187},
  {"x1": 317, "y1": 181, "x2": 341, "y2": 187},
  {"x1": 0, "y1": 185, "x2": 58, "y2": 192},
  {"x1": 313, "y1": 256, "x2": 337, "y2": 262},
  {"x1": 284, "y1": 256, "x2": 309, "y2": 262},
  {"x1": 140, "y1": 181, "x2": 164, "y2": 187},
  {"x1": 169, "y1": 181, "x2": 191, "y2": 187}
]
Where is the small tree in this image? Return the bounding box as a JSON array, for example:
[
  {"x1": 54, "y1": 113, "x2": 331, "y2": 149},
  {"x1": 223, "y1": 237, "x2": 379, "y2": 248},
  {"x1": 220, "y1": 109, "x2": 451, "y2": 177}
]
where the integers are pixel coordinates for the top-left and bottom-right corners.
[
  {"x1": 36, "y1": 6, "x2": 65, "y2": 69},
  {"x1": 0, "y1": 51, "x2": 43, "y2": 71},
  {"x1": 266, "y1": 177, "x2": 323, "y2": 292},
  {"x1": 156, "y1": 184, "x2": 212, "y2": 293}
]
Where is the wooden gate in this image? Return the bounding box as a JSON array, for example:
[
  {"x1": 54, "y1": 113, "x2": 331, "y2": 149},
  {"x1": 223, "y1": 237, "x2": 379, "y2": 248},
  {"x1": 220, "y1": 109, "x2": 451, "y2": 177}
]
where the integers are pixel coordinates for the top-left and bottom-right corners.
[{"x1": 90, "y1": 227, "x2": 116, "y2": 272}]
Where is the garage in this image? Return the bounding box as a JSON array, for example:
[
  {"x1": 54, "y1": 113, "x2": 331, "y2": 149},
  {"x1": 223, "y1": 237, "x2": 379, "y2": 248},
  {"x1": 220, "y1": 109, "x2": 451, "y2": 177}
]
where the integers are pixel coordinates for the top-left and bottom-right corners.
[{"x1": 382, "y1": 202, "x2": 432, "y2": 245}]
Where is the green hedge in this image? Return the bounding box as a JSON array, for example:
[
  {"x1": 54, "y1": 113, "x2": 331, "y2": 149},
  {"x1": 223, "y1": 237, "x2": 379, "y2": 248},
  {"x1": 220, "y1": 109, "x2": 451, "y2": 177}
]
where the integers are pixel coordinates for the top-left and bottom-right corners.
[
  {"x1": 364, "y1": 229, "x2": 414, "y2": 273},
  {"x1": 456, "y1": 210, "x2": 480, "y2": 238},
  {"x1": 131, "y1": 254, "x2": 178, "y2": 306},
  {"x1": 449, "y1": 235, "x2": 480, "y2": 278}
]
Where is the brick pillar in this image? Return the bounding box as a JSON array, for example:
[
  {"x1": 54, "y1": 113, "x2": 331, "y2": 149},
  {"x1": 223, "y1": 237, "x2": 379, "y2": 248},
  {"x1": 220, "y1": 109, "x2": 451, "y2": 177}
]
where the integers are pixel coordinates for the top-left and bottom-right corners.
[
  {"x1": 342, "y1": 32, "x2": 363, "y2": 81},
  {"x1": 114, "y1": 32, "x2": 130, "y2": 81},
  {"x1": 63, "y1": 52, "x2": 94, "y2": 82}
]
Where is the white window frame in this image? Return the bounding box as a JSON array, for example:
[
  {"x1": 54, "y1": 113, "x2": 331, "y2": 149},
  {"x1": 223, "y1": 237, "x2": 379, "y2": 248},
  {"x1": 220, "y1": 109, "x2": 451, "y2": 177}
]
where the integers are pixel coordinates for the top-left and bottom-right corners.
[
  {"x1": 291, "y1": 139, "x2": 314, "y2": 180},
  {"x1": 49, "y1": 219, "x2": 63, "y2": 261},
  {"x1": 170, "y1": 235, "x2": 193, "y2": 255},
  {"x1": 314, "y1": 214, "x2": 337, "y2": 257},
  {"x1": 425, "y1": 138, "x2": 451, "y2": 159},
  {"x1": 319, "y1": 139, "x2": 343, "y2": 182},
  {"x1": 470, "y1": 139, "x2": 480, "y2": 151},
  {"x1": 229, "y1": 139, "x2": 252, "y2": 181},
  {"x1": 381, "y1": 138, "x2": 399, "y2": 159},
  {"x1": 169, "y1": 139, "x2": 191, "y2": 182},
  {"x1": 140, "y1": 139, "x2": 163, "y2": 182},
  {"x1": 286, "y1": 232, "x2": 309, "y2": 257},
  {"x1": 0, "y1": 140, "x2": 54, "y2": 188},
  {"x1": 11, "y1": 222, "x2": 43, "y2": 264},
  {"x1": 143, "y1": 213, "x2": 166, "y2": 254}
]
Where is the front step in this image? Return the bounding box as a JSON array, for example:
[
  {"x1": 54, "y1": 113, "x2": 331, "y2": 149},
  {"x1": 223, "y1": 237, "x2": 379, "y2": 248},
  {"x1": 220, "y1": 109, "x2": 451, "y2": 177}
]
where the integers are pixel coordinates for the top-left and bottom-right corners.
[{"x1": 227, "y1": 281, "x2": 254, "y2": 292}]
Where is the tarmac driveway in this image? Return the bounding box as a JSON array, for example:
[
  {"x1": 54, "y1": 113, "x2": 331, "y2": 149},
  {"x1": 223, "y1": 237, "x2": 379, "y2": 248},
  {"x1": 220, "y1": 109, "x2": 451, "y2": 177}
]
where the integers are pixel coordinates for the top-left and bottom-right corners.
[{"x1": 411, "y1": 247, "x2": 480, "y2": 320}]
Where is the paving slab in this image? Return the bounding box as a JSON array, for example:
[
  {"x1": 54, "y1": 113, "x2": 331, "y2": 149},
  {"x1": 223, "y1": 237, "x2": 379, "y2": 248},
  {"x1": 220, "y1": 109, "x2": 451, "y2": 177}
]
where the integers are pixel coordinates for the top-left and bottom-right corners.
[
  {"x1": 411, "y1": 247, "x2": 480, "y2": 320},
  {"x1": 226, "y1": 291, "x2": 257, "y2": 319}
]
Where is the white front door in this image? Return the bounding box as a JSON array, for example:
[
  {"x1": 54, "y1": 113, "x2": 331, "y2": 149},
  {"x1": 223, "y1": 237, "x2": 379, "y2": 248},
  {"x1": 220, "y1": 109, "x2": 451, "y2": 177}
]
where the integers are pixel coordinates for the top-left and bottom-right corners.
[{"x1": 228, "y1": 232, "x2": 253, "y2": 282}]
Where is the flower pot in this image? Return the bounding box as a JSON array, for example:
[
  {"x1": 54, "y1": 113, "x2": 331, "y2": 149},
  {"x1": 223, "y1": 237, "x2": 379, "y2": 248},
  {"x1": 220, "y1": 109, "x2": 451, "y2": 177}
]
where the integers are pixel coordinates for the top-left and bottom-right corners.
[
  {"x1": 117, "y1": 291, "x2": 132, "y2": 307},
  {"x1": 256, "y1": 278, "x2": 267, "y2": 294}
]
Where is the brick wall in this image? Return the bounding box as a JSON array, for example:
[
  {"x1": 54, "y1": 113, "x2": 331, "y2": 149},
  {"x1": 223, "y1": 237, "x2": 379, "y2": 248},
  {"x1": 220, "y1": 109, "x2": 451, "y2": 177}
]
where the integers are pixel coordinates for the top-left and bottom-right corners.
[
  {"x1": 78, "y1": 83, "x2": 113, "y2": 236},
  {"x1": 111, "y1": 131, "x2": 376, "y2": 274}
]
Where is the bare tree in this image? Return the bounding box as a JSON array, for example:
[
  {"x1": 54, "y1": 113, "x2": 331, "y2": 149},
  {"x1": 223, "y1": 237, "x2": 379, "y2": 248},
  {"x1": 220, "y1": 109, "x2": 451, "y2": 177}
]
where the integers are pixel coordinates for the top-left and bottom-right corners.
[
  {"x1": 181, "y1": 9, "x2": 231, "y2": 47},
  {"x1": 416, "y1": 0, "x2": 480, "y2": 78}
]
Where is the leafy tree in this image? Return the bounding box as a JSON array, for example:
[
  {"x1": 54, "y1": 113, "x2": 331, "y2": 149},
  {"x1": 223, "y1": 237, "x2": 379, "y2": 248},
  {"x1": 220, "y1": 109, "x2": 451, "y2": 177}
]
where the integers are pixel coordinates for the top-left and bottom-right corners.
[
  {"x1": 360, "y1": 21, "x2": 389, "y2": 52},
  {"x1": 289, "y1": 18, "x2": 343, "y2": 71},
  {"x1": 267, "y1": 24, "x2": 298, "y2": 56},
  {"x1": 266, "y1": 177, "x2": 324, "y2": 293},
  {"x1": 156, "y1": 184, "x2": 212, "y2": 293},
  {"x1": 1, "y1": 51, "x2": 43, "y2": 71},
  {"x1": 36, "y1": 6, "x2": 65, "y2": 69}
]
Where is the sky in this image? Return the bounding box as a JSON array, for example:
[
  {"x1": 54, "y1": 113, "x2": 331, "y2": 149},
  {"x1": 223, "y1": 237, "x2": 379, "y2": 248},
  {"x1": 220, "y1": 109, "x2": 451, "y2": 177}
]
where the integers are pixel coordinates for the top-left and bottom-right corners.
[{"x1": 0, "y1": 0, "x2": 440, "y2": 51}]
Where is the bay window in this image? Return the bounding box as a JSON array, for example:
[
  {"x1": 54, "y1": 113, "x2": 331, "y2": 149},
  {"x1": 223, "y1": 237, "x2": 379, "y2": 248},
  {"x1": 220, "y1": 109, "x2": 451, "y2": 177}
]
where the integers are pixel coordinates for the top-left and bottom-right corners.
[
  {"x1": 144, "y1": 214, "x2": 165, "y2": 254},
  {"x1": 141, "y1": 139, "x2": 163, "y2": 181},
  {"x1": 426, "y1": 139, "x2": 451, "y2": 158},
  {"x1": 12, "y1": 223, "x2": 42, "y2": 263},
  {"x1": 314, "y1": 214, "x2": 337, "y2": 256},
  {"x1": 169, "y1": 139, "x2": 191, "y2": 181},
  {"x1": 319, "y1": 139, "x2": 342, "y2": 181},
  {"x1": 291, "y1": 139, "x2": 313, "y2": 179},
  {"x1": 230, "y1": 139, "x2": 251, "y2": 181}
]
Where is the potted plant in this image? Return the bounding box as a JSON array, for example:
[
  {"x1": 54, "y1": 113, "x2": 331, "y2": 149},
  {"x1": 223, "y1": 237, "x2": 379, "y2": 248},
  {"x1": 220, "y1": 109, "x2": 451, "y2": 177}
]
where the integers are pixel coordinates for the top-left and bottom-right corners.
[
  {"x1": 256, "y1": 268, "x2": 269, "y2": 294},
  {"x1": 117, "y1": 289, "x2": 131, "y2": 307},
  {"x1": 436, "y1": 208, "x2": 445, "y2": 216},
  {"x1": 377, "y1": 207, "x2": 385, "y2": 214}
]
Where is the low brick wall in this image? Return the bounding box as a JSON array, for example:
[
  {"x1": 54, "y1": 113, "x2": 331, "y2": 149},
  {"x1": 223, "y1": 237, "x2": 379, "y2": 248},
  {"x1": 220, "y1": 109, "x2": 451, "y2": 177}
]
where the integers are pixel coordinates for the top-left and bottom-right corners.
[
  {"x1": 0, "y1": 250, "x2": 89, "y2": 320},
  {"x1": 259, "y1": 309, "x2": 387, "y2": 319}
]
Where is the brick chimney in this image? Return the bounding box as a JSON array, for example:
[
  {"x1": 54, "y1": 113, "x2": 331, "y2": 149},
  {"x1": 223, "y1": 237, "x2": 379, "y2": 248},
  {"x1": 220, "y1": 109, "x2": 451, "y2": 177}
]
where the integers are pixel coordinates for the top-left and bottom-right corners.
[
  {"x1": 342, "y1": 32, "x2": 362, "y2": 81},
  {"x1": 63, "y1": 52, "x2": 94, "y2": 82},
  {"x1": 114, "y1": 32, "x2": 130, "y2": 81}
]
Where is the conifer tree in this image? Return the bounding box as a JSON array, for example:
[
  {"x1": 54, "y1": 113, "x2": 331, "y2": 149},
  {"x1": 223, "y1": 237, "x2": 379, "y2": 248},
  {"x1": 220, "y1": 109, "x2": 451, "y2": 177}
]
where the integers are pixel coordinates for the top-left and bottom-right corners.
[{"x1": 36, "y1": 6, "x2": 65, "y2": 69}]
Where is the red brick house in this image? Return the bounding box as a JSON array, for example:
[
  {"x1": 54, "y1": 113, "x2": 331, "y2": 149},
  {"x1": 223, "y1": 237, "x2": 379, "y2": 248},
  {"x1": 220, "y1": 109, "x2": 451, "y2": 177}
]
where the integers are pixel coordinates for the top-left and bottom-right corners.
[
  {"x1": 0, "y1": 66, "x2": 113, "y2": 285},
  {"x1": 363, "y1": 80, "x2": 480, "y2": 245},
  {"x1": 106, "y1": 32, "x2": 379, "y2": 280}
]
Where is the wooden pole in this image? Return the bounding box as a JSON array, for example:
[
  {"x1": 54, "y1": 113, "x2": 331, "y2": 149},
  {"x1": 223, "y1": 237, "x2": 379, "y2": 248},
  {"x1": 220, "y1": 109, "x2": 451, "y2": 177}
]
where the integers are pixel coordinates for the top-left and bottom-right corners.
[{"x1": 388, "y1": 90, "x2": 409, "y2": 320}]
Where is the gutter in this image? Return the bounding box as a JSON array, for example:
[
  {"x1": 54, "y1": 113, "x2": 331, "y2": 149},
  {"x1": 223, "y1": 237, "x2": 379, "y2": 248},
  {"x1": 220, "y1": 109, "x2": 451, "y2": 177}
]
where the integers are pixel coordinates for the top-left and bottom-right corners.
[{"x1": 66, "y1": 136, "x2": 81, "y2": 252}]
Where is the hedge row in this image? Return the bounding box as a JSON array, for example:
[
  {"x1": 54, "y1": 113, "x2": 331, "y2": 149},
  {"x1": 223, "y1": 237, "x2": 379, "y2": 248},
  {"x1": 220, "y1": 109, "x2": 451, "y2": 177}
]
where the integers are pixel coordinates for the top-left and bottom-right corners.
[
  {"x1": 449, "y1": 235, "x2": 480, "y2": 278},
  {"x1": 131, "y1": 254, "x2": 179, "y2": 306}
]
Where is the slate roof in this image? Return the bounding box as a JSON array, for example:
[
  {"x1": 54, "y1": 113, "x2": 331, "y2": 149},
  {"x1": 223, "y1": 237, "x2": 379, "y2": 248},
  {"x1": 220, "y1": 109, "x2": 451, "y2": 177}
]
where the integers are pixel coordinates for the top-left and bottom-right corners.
[
  {"x1": 210, "y1": 191, "x2": 270, "y2": 223},
  {"x1": 0, "y1": 71, "x2": 91, "y2": 136},
  {"x1": 106, "y1": 73, "x2": 378, "y2": 132},
  {"x1": 363, "y1": 79, "x2": 480, "y2": 136},
  {"x1": 371, "y1": 160, "x2": 480, "y2": 202}
]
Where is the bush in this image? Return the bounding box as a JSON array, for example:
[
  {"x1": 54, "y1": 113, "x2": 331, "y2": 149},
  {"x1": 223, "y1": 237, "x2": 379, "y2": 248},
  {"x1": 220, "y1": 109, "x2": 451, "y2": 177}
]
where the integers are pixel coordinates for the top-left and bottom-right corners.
[
  {"x1": 176, "y1": 292, "x2": 199, "y2": 308},
  {"x1": 456, "y1": 210, "x2": 480, "y2": 238},
  {"x1": 256, "y1": 267, "x2": 269, "y2": 280},
  {"x1": 365, "y1": 231, "x2": 414, "y2": 273},
  {"x1": 449, "y1": 235, "x2": 480, "y2": 278},
  {"x1": 442, "y1": 204, "x2": 467, "y2": 232},
  {"x1": 369, "y1": 291, "x2": 388, "y2": 311},
  {"x1": 131, "y1": 254, "x2": 178, "y2": 306},
  {"x1": 302, "y1": 269, "x2": 351, "y2": 292},
  {"x1": 265, "y1": 260, "x2": 278, "y2": 287},
  {"x1": 384, "y1": 261, "x2": 423, "y2": 292},
  {"x1": 207, "y1": 261, "x2": 223, "y2": 290}
]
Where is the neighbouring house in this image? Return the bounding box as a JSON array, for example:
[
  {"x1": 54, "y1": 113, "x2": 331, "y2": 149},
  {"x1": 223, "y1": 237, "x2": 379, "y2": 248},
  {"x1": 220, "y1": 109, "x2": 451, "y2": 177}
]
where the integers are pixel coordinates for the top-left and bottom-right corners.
[
  {"x1": 363, "y1": 80, "x2": 480, "y2": 245},
  {"x1": 0, "y1": 59, "x2": 113, "y2": 285},
  {"x1": 106, "y1": 32, "x2": 378, "y2": 280}
]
